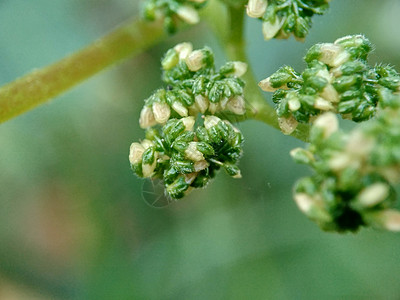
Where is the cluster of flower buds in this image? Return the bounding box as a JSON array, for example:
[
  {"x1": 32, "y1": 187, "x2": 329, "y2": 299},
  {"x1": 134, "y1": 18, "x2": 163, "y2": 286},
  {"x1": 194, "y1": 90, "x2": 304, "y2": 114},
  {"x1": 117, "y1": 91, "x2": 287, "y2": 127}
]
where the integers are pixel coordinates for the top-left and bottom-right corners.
[
  {"x1": 142, "y1": 0, "x2": 208, "y2": 33},
  {"x1": 130, "y1": 116, "x2": 243, "y2": 199},
  {"x1": 291, "y1": 106, "x2": 400, "y2": 232},
  {"x1": 246, "y1": 0, "x2": 330, "y2": 41},
  {"x1": 259, "y1": 35, "x2": 400, "y2": 134},
  {"x1": 139, "y1": 43, "x2": 247, "y2": 129},
  {"x1": 131, "y1": 44, "x2": 246, "y2": 199}
]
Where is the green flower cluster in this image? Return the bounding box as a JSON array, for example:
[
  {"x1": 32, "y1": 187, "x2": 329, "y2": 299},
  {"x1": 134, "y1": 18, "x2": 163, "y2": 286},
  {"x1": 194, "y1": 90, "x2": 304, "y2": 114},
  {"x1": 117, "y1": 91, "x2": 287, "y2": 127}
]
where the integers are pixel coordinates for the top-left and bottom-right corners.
[
  {"x1": 130, "y1": 116, "x2": 243, "y2": 199},
  {"x1": 131, "y1": 44, "x2": 247, "y2": 199},
  {"x1": 139, "y1": 42, "x2": 247, "y2": 129},
  {"x1": 291, "y1": 105, "x2": 400, "y2": 232},
  {"x1": 142, "y1": 0, "x2": 208, "y2": 33},
  {"x1": 246, "y1": 0, "x2": 330, "y2": 41},
  {"x1": 259, "y1": 35, "x2": 400, "y2": 134}
]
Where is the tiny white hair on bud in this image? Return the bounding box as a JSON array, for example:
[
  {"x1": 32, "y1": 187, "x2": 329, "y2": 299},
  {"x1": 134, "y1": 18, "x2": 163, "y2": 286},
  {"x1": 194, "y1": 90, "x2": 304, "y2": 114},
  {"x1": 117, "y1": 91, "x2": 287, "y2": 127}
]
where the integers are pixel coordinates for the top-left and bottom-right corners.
[
  {"x1": 176, "y1": 5, "x2": 200, "y2": 25},
  {"x1": 194, "y1": 160, "x2": 209, "y2": 172},
  {"x1": 294, "y1": 193, "x2": 314, "y2": 214},
  {"x1": 288, "y1": 97, "x2": 301, "y2": 111},
  {"x1": 314, "y1": 112, "x2": 338, "y2": 138},
  {"x1": 195, "y1": 95, "x2": 209, "y2": 113},
  {"x1": 314, "y1": 97, "x2": 334, "y2": 111},
  {"x1": 129, "y1": 143, "x2": 145, "y2": 165},
  {"x1": 231, "y1": 61, "x2": 248, "y2": 77},
  {"x1": 181, "y1": 116, "x2": 195, "y2": 131},
  {"x1": 142, "y1": 152, "x2": 158, "y2": 178},
  {"x1": 139, "y1": 106, "x2": 157, "y2": 128},
  {"x1": 185, "y1": 142, "x2": 205, "y2": 162},
  {"x1": 185, "y1": 50, "x2": 205, "y2": 71},
  {"x1": 152, "y1": 102, "x2": 171, "y2": 124},
  {"x1": 208, "y1": 102, "x2": 220, "y2": 114},
  {"x1": 278, "y1": 115, "x2": 298, "y2": 135},
  {"x1": 319, "y1": 43, "x2": 350, "y2": 67},
  {"x1": 172, "y1": 101, "x2": 189, "y2": 117},
  {"x1": 246, "y1": 0, "x2": 267, "y2": 18},
  {"x1": 174, "y1": 42, "x2": 193, "y2": 60},
  {"x1": 204, "y1": 115, "x2": 221, "y2": 129},
  {"x1": 357, "y1": 183, "x2": 389, "y2": 208},
  {"x1": 227, "y1": 95, "x2": 246, "y2": 115},
  {"x1": 262, "y1": 17, "x2": 284, "y2": 40},
  {"x1": 320, "y1": 84, "x2": 339, "y2": 103}
]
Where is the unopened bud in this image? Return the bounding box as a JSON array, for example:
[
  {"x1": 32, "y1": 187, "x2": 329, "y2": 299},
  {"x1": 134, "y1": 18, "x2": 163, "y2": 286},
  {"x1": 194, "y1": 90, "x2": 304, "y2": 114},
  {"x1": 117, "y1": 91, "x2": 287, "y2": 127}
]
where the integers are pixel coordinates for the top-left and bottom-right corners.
[
  {"x1": 185, "y1": 142, "x2": 205, "y2": 162},
  {"x1": 246, "y1": 0, "x2": 267, "y2": 18},
  {"x1": 258, "y1": 77, "x2": 278, "y2": 92},
  {"x1": 313, "y1": 112, "x2": 338, "y2": 138},
  {"x1": 320, "y1": 84, "x2": 339, "y2": 103},
  {"x1": 172, "y1": 101, "x2": 189, "y2": 117},
  {"x1": 194, "y1": 95, "x2": 209, "y2": 113},
  {"x1": 319, "y1": 43, "x2": 350, "y2": 67},
  {"x1": 129, "y1": 143, "x2": 145, "y2": 165},
  {"x1": 290, "y1": 148, "x2": 314, "y2": 165},
  {"x1": 152, "y1": 102, "x2": 171, "y2": 124},
  {"x1": 176, "y1": 5, "x2": 200, "y2": 24},
  {"x1": 314, "y1": 97, "x2": 334, "y2": 111},
  {"x1": 357, "y1": 183, "x2": 389, "y2": 208},
  {"x1": 278, "y1": 115, "x2": 298, "y2": 135},
  {"x1": 227, "y1": 95, "x2": 246, "y2": 115},
  {"x1": 194, "y1": 160, "x2": 209, "y2": 172},
  {"x1": 174, "y1": 42, "x2": 193, "y2": 60},
  {"x1": 186, "y1": 50, "x2": 205, "y2": 71},
  {"x1": 139, "y1": 106, "x2": 157, "y2": 128},
  {"x1": 204, "y1": 116, "x2": 221, "y2": 129},
  {"x1": 231, "y1": 61, "x2": 248, "y2": 77},
  {"x1": 262, "y1": 17, "x2": 283, "y2": 40},
  {"x1": 181, "y1": 116, "x2": 195, "y2": 131}
]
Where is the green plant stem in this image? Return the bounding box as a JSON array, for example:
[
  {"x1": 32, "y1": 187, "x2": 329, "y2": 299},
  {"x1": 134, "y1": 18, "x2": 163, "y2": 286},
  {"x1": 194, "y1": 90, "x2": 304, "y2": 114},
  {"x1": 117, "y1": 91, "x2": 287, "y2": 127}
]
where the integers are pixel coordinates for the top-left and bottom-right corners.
[
  {"x1": 0, "y1": 17, "x2": 166, "y2": 124},
  {"x1": 203, "y1": 0, "x2": 309, "y2": 142}
]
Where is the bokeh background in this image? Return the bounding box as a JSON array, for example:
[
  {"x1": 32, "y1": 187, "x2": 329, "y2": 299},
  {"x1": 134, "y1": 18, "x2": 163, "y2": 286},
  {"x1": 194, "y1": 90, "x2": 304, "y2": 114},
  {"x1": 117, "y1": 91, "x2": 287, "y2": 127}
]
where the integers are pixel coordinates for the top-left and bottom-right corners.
[{"x1": 1, "y1": 0, "x2": 400, "y2": 299}]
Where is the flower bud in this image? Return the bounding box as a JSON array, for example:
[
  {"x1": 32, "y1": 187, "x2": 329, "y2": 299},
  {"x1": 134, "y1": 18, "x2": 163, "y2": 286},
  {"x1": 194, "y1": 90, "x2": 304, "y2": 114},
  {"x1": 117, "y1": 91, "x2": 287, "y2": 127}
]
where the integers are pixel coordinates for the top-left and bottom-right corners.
[
  {"x1": 247, "y1": 0, "x2": 267, "y2": 18},
  {"x1": 313, "y1": 112, "x2": 338, "y2": 139},
  {"x1": 161, "y1": 49, "x2": 179, "y2": 70},
  {"x1": 278, "y1": 115, "x2": 298, "y2": 135},
  {"x1": 227, "y1": 95, "x2": 246, "y2": 115},
  {"x1": 262, "y1": 17, "x2": 283, "y2": 40},
  {"x1": 356, "y1": 183, "x2": 389, "y2": 208},
  {"x1": 172, "y1": 101, "x2": 189, "y2": 117},
  {"x1": 319, "y1": 44, "x2": 350, "y2": 67},
  {"x1": 152, "y1": 102, "x2": 171, "y2": 124},
  {"x1": 129, "y1": 143, "x2": 145, "y2": 165},
  {"x1": 314, "y1": 97, "x2": 333, "y2": 111},
  {"x1": 176, "y1": 5, "x2": 200, "y2": 24},
  {"x1": 290, "y1": 148, "x2": 314, "y2": 165},
  {"x1": 139, "y1": 106, "x2": 157, "y2": 128},
  {"x1": 194, "y1": 160, "x2": 209, "y2": 172},
  {"x1": 181, "y1": 116, "x2": 195, "y2": 131},
  {"x1": 204, "y1": 116, "x2": 221, "y2": 130},
  {"x1": 186, "y1": 49, "x2": 205, "y2": 71},
  {"x1": 185, "y1": 142, "x2": 205, "y2": 162}
]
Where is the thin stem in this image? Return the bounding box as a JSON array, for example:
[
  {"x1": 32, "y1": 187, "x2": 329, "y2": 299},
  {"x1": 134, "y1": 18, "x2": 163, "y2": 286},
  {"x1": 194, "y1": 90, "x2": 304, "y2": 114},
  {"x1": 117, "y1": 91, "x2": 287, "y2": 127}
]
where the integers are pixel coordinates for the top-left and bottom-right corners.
[{"x1": 0, "y1": 17, "x2": 166, "y2": 124}]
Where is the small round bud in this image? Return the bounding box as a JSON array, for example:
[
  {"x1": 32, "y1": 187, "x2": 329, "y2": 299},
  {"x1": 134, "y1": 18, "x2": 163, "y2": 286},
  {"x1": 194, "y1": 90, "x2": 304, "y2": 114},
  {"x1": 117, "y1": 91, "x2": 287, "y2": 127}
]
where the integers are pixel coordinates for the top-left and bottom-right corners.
[
  {"x1": 227, "y1": 95, "x2": 246, "y2": 115},
  {"x1": 174, "y1": 42, "x2": 193, "y2": 60},
  {"x1": 314, "y1": 97, "x2": 333, "y2": 111},
  {"x1": 185, "y1": 50, "x2": 205, "y2": 71},
  {"x1": 194, "y1": 95, "x2": 209, "y2": 114},
  {"x1": 319, "y1": 44, "x2": 350, "y2": 67},
  {"x1": 152, "y1": 102, "x2": 171, "y2": 124},
  {"x1": 356, "y1": 183, "x2": 390, "y2": 208},
  {"x1": 172, "y1": 101, "x2": 189, "y2": 117},
  {"x1": 259, "y1": 77, "x2": 279, "y2": 92},
  {"x1": 313, "y1": 112, "x2": 338, "y2": 138},
  {"x1": 176, "y1": 5, "x2": 200, "y2": 24},
  {"x1": 129, "y1": 143, "x2": 145, "y2": 165},
  {"x1": 194, "y1": 160, "x2": 209, "y2": 172},
  {"x1": 290, "y1": 148, "x2": 314, "y2": 165},
  {"x1": 204, "y1": 116, "x2": 221, "y2": 130},
  {"x1": 181, "y1": 116, "x2": 195, "y2": 131},
  {"x1": 262, "y1": 17, "x2": 283, "y2": 40},
  {"x1": 246, "y1": 0, "x2": 267, "y2": 18},
  {"x1": 139, "y1": 106, "x2": 157, "y2": 128},
  {"x1": 231, "y1": 61, "x2": 248, "y2": 77},
  {"x1": 278, "y1": 115, "x2": 298, "y2": 135}
]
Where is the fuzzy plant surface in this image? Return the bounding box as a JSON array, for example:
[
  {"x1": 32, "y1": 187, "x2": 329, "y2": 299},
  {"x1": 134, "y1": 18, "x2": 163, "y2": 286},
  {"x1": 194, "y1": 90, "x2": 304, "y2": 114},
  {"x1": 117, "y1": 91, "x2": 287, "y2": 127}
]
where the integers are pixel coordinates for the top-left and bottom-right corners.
[
  {"x1": 129, "y1": 43, "x2": 247, "y2": 199},
  {"x1": 246, "y1": 0, "x2": 331, "y2": 40}
]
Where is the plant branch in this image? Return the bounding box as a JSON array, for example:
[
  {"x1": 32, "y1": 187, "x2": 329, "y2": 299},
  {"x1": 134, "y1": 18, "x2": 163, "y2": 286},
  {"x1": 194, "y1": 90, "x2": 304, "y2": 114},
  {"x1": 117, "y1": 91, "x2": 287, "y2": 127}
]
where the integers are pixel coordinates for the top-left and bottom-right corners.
[{"x1": 0, "y1": 17, "x2": 166, "y2": 124}]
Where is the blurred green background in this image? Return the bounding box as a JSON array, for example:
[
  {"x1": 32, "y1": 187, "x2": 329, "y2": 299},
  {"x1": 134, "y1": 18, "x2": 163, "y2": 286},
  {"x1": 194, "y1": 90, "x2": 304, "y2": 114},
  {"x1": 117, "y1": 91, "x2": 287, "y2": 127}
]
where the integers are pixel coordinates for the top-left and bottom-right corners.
[{"x1": 1, "y1": 0, "x2": 400, "y2": 299}]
